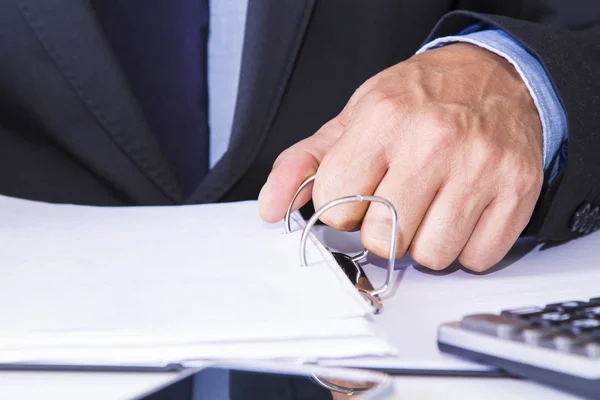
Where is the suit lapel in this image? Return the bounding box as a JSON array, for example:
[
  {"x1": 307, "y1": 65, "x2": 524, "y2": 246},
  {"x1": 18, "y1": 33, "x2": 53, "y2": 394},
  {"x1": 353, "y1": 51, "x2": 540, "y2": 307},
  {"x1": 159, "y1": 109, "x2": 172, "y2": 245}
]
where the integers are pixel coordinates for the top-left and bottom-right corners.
[
  {"x1": 19, "y1": 0, "x2": 183, "y2": 204},
  {"x1": 189, "y1": 0, "x2": 317, "y2": 203}
]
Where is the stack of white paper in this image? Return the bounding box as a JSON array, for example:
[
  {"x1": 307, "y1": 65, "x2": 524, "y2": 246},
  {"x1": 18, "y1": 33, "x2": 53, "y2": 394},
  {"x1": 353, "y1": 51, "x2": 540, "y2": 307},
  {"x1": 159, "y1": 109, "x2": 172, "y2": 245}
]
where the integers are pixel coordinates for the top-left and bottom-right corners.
[
  {"x1": 6, "y1": 193, "x2": 594, "y2": 373},
  {"x1": 0, "y1": 195, "x2": 396, "y2": 368}
]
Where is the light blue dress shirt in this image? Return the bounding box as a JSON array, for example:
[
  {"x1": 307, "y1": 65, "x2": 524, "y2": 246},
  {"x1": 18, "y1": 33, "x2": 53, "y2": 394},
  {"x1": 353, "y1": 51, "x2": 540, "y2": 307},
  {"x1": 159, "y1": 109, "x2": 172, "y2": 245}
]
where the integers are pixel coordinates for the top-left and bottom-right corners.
[
  {"x1": 207, "y1": 5, "x2": 567, "y2": 180},
  {"x1": 207, "y1": 0, "x2": 248, "y2": 168}
]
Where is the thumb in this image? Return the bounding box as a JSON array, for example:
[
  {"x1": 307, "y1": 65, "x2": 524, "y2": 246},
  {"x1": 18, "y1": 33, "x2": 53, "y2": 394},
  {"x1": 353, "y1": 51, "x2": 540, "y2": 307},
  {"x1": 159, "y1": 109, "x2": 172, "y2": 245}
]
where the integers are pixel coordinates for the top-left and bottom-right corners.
[{"x1": 258, "y1": 117, "x2": 344, "y2": 223}]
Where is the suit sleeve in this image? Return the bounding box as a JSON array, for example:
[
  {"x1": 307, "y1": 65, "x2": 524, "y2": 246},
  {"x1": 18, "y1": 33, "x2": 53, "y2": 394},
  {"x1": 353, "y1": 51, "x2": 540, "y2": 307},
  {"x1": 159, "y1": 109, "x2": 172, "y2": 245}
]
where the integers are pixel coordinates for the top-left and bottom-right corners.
[{"x1": 424, "y1": 3, "x2": 600, "y2": 244}]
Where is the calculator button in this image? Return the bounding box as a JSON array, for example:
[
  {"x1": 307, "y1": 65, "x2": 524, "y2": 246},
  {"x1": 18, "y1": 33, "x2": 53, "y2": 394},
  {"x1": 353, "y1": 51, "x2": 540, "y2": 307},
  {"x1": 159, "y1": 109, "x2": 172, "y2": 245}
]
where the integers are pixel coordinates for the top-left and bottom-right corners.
[
  {"x1": 567, "y1": 318, "x2": 600, "y2": 335},
  {"x1": 500, "y1": 307, "x2": 543, "y2": 319},
  {"x1": 585, "y1": 306, "x2": 600, "y2": 315},
  {"x1": 574, "y1": 306, "x2": 600, "y2": 318},
  {"x1": 520, "y1": 327, "x2": 555, "y2": 345},
  {"x1": 560, "y1": 319, "x2": 600, "y2": 335},
  {"x1": 588, "y1": 297, "x2": 600, "y2": 305},
  {"x1": 545, "y1": 301, "x2": 588, "y2": 312},
  {"x1": 553, "y1": 335, "x2": 578, "y2": 353},
  {"x1": 461, "y1": 314, "x2": 530, "y2": 339},
  {"x1": 584, "y1": 341, "x2": 600, "y2": 358},
  {"x1": 530, "y1": 312, "x2": 574, "y2": 327}
]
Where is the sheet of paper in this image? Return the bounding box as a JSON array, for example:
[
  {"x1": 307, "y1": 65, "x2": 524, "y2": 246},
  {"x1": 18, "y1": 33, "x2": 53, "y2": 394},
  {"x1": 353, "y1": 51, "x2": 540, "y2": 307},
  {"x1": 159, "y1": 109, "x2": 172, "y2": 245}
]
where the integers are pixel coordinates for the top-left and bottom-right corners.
[
  {"x1": 313, "y1": 226, "x2": 600, "y2": 372},
  {"x1": 0, "y1": 195, "x2": 394, "y2": 365},
  {"x1": 0, "y1": 335, "x2": 395, "y2": 366}
]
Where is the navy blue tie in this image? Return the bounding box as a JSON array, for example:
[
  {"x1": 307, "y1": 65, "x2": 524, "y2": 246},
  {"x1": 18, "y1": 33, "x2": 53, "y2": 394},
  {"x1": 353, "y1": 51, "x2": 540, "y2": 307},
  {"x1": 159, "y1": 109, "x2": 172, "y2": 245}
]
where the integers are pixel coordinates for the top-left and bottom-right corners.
[{"x1": 91, "y1": 0, "x2": 210, "y2": 195}]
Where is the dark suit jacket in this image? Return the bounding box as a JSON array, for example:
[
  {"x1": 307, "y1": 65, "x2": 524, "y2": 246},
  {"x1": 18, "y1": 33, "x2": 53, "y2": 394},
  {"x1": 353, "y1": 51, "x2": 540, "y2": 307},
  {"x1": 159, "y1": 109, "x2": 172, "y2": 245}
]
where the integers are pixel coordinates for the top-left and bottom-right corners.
[{"x1": 2, "y1": 0, "x2": 600, "y2": 245}]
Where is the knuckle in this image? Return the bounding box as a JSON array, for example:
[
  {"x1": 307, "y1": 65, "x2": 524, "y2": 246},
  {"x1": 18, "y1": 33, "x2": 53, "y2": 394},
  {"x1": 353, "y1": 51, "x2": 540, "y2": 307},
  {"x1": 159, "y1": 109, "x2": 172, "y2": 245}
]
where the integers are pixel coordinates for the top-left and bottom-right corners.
[
  {"x1": 426, "y1": 108, "x2": 456, "y2": 135},
  {"x1": 362, "y1": 235, "x2": 394, "y2": 259},
  {"x1": 470, "y1": 138, "x2": 501, "y2": 166},
  {"x1": 463, "y1": 139, "x2": 501, "y2": 187},
  {"x1": 494, "y1": 154, "x2": 543, "y2": 201},
  {"x1": 271, "y1": 149, "x2": 293, "y2": 171},
  {"x1": 273, "y1": 146, "x2": 293, "y2": 164},
  {"x1": 361, "y1": 218, "x2": 407, "y2": 259},
  {"x1": 318, "y1": 205, "x2": 363, "y2": 231},
  {"x1": 458, "y1": 252, "x2": 493, "y2": 273},
  {"x1": 272, "y1": 137, "x2": 314, "y2": 169},
  {"x1": 510, "y1": 163, "x2": 543, "y2": 198},
  {"x1": 418, "y1": 110, "x2": 459, "y2": 159},
  {"x1": 410, "y1": 245, "x2": 452, "y2": 271},
  {"x1": 371, "y1": 91, "x2": 409, "y2": 121}
]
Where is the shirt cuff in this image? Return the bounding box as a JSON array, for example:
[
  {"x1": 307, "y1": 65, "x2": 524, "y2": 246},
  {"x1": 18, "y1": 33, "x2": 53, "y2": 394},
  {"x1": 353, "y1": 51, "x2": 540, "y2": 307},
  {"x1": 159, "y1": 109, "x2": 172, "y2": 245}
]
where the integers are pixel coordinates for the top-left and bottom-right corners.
[{"x1": 417, "y1": 29, "x2": 568, "y2": 181}]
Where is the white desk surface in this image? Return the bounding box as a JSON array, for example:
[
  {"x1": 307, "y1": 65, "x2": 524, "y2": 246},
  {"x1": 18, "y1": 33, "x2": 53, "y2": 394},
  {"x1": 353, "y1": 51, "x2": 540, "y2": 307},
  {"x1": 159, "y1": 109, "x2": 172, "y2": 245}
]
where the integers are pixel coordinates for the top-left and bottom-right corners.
[
  {"x1": 391, "y1": 376, "x2": 580, "y2": 399},
  {"x1": 0, "y1": 371, "x2": 177, "y2": 400},
  {"x1": 0, "y1": 371, "x2": 582, "y2": 400}
]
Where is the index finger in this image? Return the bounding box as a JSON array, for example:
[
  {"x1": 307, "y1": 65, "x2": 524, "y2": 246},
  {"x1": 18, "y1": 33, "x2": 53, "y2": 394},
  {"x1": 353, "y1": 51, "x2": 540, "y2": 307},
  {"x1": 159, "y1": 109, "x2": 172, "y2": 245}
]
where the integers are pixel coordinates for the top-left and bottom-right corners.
[{"x1": 258, "y1": 118, "x2": 343, "y2": 223}]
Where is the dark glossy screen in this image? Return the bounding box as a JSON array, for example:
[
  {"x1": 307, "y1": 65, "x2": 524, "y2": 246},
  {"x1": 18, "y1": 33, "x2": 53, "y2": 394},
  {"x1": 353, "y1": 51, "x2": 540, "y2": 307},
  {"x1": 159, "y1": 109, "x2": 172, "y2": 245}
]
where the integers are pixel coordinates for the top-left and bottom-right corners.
[{"x1": 138, "y1": 367, "x2": 335, "y2": 400}]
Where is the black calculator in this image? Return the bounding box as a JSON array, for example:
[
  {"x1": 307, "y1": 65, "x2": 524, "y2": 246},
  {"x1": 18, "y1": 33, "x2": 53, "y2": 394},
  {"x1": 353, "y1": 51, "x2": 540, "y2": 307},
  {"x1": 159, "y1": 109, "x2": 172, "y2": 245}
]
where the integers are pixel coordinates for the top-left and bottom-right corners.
[{"x1": 437, "y1": 297, "x2": 600, "y2": 399}]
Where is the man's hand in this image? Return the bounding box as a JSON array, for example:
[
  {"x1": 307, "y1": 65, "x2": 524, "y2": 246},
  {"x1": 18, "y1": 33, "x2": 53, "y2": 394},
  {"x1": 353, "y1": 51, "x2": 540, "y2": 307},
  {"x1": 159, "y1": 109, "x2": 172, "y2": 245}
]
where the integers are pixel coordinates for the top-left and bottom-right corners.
[{"x1": 258, "y1": 43, "x2": 543, "y2": 272}]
